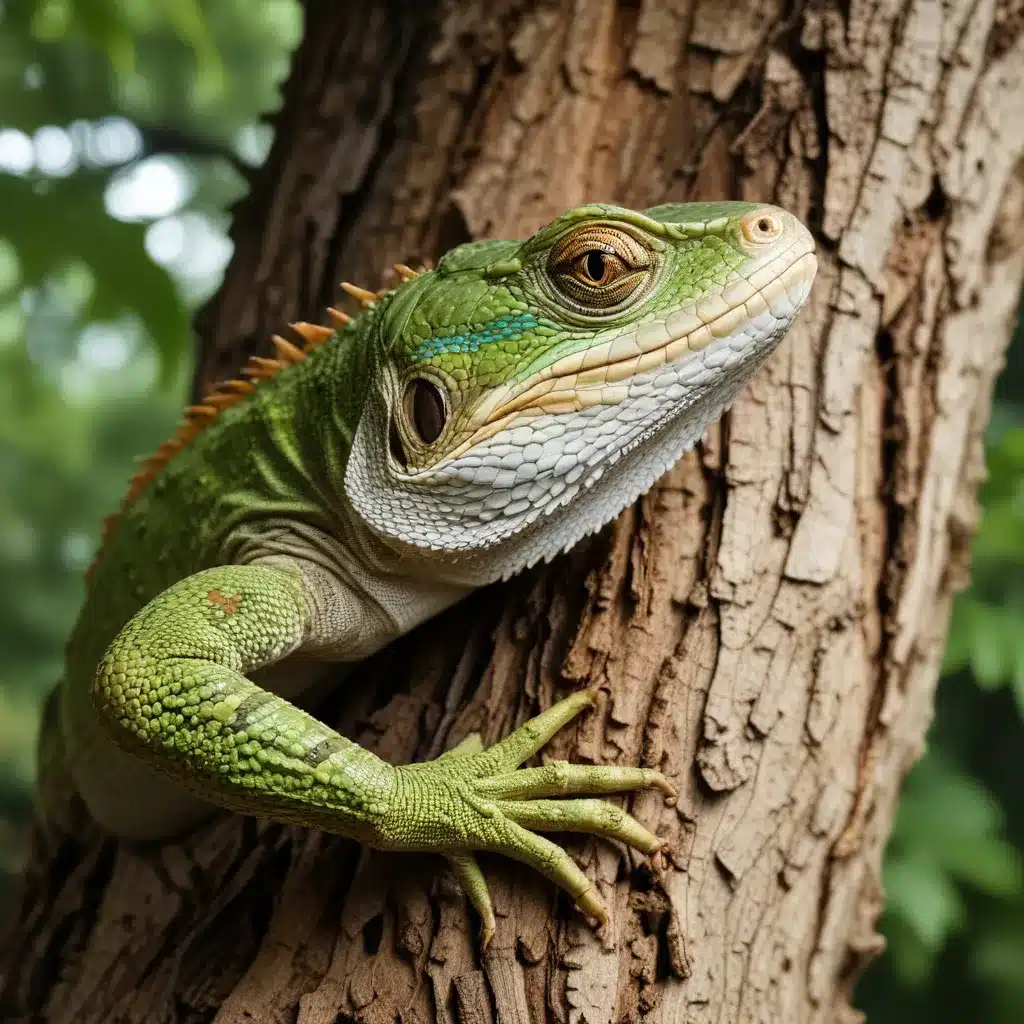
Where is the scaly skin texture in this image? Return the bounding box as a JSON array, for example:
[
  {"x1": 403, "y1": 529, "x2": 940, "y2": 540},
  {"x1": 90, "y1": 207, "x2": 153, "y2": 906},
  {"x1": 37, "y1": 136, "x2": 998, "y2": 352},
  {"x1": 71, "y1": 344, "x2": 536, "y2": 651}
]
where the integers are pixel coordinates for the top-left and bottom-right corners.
[{"x1": 51, "y1": 201, "x2": 817, "y2": 944}]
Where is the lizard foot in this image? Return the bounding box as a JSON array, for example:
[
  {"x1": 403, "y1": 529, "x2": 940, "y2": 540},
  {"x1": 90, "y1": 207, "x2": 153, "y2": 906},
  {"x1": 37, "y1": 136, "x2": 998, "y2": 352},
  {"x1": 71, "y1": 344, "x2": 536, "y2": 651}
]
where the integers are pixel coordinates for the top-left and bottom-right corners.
[{"x1": 383, "y1": 689, "x2": 676, "y2": 945}]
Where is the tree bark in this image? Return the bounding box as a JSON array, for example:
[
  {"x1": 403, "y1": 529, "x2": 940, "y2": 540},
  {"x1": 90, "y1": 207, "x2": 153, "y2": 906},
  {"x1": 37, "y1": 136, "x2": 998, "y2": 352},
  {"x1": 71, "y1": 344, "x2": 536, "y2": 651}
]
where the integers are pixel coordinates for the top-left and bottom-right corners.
[{"x1": 3, "y1": 0, "x2": 1024, "y2": 1021}]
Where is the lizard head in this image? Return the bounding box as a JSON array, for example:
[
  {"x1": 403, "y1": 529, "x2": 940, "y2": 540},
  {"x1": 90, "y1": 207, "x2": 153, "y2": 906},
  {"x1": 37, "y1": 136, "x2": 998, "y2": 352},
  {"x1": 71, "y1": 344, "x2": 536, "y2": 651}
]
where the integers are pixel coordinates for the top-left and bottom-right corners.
[{"x1": 346, "y1": 201, "x2": 816, "y2": 582}]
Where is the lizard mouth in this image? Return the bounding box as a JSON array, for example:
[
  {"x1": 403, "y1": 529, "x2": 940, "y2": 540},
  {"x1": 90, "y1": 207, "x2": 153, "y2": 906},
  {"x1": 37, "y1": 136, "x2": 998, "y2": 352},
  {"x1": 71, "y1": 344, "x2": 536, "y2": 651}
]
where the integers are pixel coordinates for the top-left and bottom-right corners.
[{"x1": 455, "y1": 246, "x2": 817, "y2": 452}]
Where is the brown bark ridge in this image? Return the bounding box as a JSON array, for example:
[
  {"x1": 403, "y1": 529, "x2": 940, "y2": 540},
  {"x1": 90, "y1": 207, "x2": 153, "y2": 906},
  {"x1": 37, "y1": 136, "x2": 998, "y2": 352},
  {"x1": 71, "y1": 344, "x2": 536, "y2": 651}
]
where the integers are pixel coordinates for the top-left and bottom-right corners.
[{"x1": 3, "y1": 0, "x2": 1023, "y2": 1021}]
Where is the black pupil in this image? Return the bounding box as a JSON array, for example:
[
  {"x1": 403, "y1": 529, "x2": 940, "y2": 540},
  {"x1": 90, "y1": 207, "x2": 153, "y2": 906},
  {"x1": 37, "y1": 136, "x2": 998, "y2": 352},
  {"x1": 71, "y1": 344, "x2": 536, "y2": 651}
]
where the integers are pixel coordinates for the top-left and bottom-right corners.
[
  {"x1": 408, "y1": 378, "x2": 446, "y2": 444},
  {"x1": 758, "y1": 218, "x2": 772, "y2": 233},
  {"x1": 585, "y1": 250, "x2": 606, "y2": 281}
]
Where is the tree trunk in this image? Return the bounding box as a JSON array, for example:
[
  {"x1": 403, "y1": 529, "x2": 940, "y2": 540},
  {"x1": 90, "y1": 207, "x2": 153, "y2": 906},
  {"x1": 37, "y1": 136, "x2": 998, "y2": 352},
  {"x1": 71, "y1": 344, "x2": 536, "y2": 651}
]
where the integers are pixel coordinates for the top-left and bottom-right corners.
[{"x1": 3, "y1": 0, "x2": 1023, "y2": 1021}]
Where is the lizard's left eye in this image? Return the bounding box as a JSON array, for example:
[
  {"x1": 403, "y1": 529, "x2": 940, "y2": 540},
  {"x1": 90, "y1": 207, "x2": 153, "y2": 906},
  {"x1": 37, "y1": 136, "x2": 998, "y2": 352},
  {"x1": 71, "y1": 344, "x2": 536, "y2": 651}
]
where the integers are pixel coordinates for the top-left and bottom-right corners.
[{"x1": 548, "y1": 225, "x2": 653, "y2": 312}]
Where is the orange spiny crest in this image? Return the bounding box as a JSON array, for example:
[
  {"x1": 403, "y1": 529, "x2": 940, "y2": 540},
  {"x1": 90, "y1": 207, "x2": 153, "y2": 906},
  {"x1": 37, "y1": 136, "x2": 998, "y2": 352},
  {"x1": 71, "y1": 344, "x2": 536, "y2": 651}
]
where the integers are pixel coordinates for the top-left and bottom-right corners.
[
  {"x1": 273, "y1": 333, "x2": 307, "y2": 362},
  {"x1": 327, "y1": 306, "x2": 352, "y2": 329},
  {"x1": 286, "y1": 324, "x2": 334, "y2": 358},
  {"x1": 205, "y1": 392, "x2": 241, "y2": 409},
  {"x1": 184, "y1": 404, "x2": 219, "y2": 421},
  {"x1": 340, "y1": 281, "x2": 379, "y2": 307},
  {"x1": 244, "y1": 355, "x2": 286, "y2": 378}
]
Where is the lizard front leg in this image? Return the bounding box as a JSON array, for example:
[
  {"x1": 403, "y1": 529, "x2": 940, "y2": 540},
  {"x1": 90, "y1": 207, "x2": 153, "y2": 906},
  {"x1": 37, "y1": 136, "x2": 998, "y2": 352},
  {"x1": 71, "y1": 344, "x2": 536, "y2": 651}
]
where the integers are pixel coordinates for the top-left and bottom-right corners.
[{"x1": 92, "y1": 562, "x2": 674, "y2": 940}]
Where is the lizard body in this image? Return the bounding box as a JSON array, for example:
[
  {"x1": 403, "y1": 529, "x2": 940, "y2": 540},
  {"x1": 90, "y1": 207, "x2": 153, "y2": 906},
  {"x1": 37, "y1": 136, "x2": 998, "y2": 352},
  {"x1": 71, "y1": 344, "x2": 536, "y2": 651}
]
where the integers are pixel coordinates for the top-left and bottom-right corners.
[{"x1": 45, "y1": 201, "x2": 816, "y2": 942}]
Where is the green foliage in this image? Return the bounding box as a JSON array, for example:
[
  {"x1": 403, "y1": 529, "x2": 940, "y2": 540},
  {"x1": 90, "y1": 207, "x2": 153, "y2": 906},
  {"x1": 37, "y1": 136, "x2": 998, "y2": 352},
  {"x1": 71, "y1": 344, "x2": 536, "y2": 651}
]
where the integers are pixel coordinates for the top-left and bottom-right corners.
[
  {"x1": 859, "y1": 385, "x2": 1024, "y2": 1021},
  {"x1": 0, "y1": 0, "x2": 302, "y2": 375},
  {"x1": 7, "y1": 0, "x2": 300, "y2": 132},
  {"x1": 0, "y1": 343, "x2": 185, "y2": 811},
  {"x1": 0, "y1": 0, "x2": 301, "y2": 910},
  {"x1": 944, "y1": 424, "x2": 1024, "y2": 709},
  {"x1": 0, "y1": 174, "x2": 190, "y2": 370},
  {"x1": 0, "y1": 5, "x2": 1021, "y2": 1021},
  {"x1": 884, "y1": 753, "x2": 1022, "y2": 977},
  {"x1": 28, "y1": 0, "x2": 223, "y2": 95}
]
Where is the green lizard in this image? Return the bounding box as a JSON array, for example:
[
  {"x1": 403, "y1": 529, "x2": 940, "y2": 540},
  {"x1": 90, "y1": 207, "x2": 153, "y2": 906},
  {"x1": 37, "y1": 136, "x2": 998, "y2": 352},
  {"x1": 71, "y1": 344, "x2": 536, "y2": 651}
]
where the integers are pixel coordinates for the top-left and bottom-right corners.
[{"x1": 45, "y1": 200, "x2": 816, "y2": 945}]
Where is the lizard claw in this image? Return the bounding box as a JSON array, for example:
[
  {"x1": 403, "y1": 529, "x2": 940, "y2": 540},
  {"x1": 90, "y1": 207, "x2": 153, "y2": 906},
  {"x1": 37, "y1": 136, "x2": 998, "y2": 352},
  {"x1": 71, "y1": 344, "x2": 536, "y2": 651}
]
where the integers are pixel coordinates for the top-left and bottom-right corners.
[
  {"x1": 575, "y1": 886, "x2": 609, "y2": 926},
  {"x1": 387, "y1": 690, "x2": 673, "y2": 942}
]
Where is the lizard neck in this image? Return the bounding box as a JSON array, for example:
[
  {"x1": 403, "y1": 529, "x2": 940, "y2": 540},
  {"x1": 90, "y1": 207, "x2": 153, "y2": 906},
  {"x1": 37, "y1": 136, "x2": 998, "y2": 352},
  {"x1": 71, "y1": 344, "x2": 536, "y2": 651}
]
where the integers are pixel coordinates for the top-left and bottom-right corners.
[{"x1": 203, "y1": 309, "x2": 380, "y2": 543}]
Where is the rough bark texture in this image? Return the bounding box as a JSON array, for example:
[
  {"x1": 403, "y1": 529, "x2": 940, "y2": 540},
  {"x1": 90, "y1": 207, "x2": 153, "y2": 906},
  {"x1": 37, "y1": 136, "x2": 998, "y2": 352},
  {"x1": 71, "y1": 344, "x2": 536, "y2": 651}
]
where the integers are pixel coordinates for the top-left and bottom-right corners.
[{"x1": 3, "y1": 0, "x2": 1024, "y2": 1021}]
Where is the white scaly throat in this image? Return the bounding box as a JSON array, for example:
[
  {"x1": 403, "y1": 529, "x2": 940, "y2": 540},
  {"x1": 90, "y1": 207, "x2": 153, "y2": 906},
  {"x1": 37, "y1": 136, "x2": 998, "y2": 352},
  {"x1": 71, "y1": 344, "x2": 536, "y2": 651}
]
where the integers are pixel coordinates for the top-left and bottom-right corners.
[{"x1": 345, "y1": 248, "x2": 816, "y2": 586}]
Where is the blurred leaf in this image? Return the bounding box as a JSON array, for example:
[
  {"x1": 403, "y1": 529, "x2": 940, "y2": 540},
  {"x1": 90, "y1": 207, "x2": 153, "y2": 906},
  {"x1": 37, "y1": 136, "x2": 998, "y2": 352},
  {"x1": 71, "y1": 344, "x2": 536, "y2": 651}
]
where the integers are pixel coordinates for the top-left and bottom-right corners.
[
  {"x1": 889, "y1": 753, "x2": 1003, "y2": 842},
  {"x1": 0, "y1": 174, "x2": 190, "y2": 375},
  {"x1": 942, "y1": 596, "x2": 978, "y2": 676},
  {"x1": 1013, "y1": 638, "x2": 1024, "y2": 718},
  {"x1": 972, "y1": 915, "x2": 1024, "y2": 989},
  {"x1": 0, "y1": 0, "x2": 302, "y2": 909},
  {"x1": 968, "y1": 605, "x2": 1011, "y2": 689},
  {"x1": 885, "y1": 856, "x2": 964, "y2": 952},
  {"x1": 939, "y1": 834, "x2": 1023, "y2": 896},
  {"x1": 27, "y1": 0, "x2": 225, "y2": 89},
  {"x1": 163, "y1": 0, "x2": 224, "y2": 104},
  {"x1": 878, "y1": 915, "x2": 946, "y2": 988}
]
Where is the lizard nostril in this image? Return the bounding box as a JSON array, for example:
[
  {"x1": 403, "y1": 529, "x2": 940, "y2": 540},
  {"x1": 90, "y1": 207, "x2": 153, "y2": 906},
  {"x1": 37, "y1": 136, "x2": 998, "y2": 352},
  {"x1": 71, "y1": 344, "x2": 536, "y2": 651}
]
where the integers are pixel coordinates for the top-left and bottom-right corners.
[{"x1": 741, "y1": 210, "x2": 784, "y2": 244}]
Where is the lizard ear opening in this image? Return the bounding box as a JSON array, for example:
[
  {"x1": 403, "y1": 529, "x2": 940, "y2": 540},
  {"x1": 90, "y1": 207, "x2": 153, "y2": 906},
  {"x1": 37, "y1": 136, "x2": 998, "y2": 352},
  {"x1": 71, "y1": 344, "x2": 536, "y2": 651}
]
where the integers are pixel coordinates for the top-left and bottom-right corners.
[
  {"x1": 404, "y1": 377, "x2": 448, "y2": 445},
  {"x1": 389, "y1": 417, "x2": 408, "y2": 467}
]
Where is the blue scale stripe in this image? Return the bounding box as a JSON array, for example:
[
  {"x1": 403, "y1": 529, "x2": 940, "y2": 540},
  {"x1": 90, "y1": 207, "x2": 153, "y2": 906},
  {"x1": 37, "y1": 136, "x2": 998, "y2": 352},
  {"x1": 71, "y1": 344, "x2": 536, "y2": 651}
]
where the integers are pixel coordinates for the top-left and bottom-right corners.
[{"x1": 414, "y1": 313, "x2": 539, "y2": 361}]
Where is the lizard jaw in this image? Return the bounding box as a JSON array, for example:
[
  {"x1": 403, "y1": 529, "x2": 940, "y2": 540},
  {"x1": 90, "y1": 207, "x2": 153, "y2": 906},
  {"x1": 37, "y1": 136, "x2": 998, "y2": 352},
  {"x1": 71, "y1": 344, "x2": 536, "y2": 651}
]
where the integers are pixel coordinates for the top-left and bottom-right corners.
[{"x1": 344, "y1": 243, "x2": 817, "y2": 581}]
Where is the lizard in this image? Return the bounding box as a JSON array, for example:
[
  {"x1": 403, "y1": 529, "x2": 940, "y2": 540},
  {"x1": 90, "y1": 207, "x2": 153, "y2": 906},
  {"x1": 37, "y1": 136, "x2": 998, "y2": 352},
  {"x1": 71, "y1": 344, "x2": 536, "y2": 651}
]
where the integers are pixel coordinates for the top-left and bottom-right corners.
[{"x1": 42, "y1": 200, "x2": 817, "y2": 946}]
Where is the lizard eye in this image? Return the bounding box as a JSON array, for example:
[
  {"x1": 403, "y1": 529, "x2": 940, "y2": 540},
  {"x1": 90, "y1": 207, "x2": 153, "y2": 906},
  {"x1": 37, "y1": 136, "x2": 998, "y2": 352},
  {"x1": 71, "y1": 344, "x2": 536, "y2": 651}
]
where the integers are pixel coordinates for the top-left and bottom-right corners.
[
  {"x1": 403, "y1": 377, "x2": 447, "y2": 446},
  {"x1": 573, "y1": 248, "x2": 625, "y2": 287},
  {"x1": 548, "y1": 225, "x2": 653, "y2": 311}
]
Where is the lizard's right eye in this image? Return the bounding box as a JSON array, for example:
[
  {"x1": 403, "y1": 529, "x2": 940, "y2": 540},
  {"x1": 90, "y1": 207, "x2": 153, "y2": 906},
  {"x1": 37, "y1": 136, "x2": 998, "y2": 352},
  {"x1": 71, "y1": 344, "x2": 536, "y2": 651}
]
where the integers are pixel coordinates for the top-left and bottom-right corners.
[
  {"x1": 548, "y1": 224, "x2": 654, "y2": 312},
  {"x1": 403, "y1": 377, "x2": 448, "y2": 446}
]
